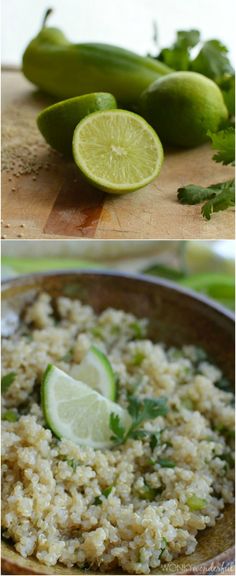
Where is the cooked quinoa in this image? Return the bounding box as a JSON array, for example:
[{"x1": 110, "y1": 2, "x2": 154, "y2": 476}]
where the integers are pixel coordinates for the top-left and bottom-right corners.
[{"x1": 1, "y1": 292, "x2": 235, "y2": 574}]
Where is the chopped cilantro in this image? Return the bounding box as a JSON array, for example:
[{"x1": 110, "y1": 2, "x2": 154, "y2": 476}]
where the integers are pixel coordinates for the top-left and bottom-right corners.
[
  {"x1": 94, "y1": 486, "x2": 113, "y2": 505},
  {"x1": 159, "y1": 537, "x2": 168, "y2": 559},
  {"x1": 1, "y1": 372, "x2": 17, "y2": 393},
  {"x1": 134, "y1": 482, "x2": 158, "y2": 501},
  {"x1": 158, "y1": 458, "x2": 176, "y2": 468},
  {"x1": 67, "y1": 459, "x2": 79, "y2": 471},
  {"x1": 129, "y1": 321, "x2": 146, "y2": 339},
  {"x1": 132, "y1": 351, "x2": 145, "y2": 366},
  {"x1": 2, "y1": 410, "x2": 19, "y2": 422}
]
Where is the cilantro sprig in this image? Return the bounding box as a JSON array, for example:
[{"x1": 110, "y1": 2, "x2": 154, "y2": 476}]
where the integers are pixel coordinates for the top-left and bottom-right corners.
[
  {"x1": 151, "y1": 28, "x2": 235, "y2": 117},
  {"x1": 177, "y1": 127, "x2": 235, "y2": 220},
  {"x1": 207, "y1": 128, "x2": 235, "y2": 165},
  {"x1": 110, "y1": 396, "x2": 168, "y2": 446}
]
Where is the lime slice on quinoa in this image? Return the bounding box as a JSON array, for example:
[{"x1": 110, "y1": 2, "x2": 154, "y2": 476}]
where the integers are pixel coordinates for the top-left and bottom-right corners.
[
  {"x1": 41, "y1": 364, "x2": 131, "y2": 448},
  {"x1": 70, "y1": 346, "x2": 116, "y2": 400},
  {"x1": 72, "y1": 109, "x2": 164, "y2": 193},
  {"x1": 37, "y1": 92, "x2": 117, "y2": 156}
]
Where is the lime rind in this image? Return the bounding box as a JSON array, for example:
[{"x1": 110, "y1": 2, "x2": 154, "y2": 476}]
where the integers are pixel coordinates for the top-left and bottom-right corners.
[
  {"x1": 72, "y1": 109, "x2": 164, "y2": 193},
  {"x1": 41, "y1": 364, "x2": 131, "y2": 448},
  {"x1": 71, "y1": 345, "x2": 116, "y2": 400},
  {"x1": 37, "y1": 92, "x2": 117, "y2": 156}
]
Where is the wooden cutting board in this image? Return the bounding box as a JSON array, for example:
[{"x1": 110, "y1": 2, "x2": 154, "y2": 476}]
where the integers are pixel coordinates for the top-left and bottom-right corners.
[{"x1": 2, "y1": 69, "x2": 235, "y2": 240}]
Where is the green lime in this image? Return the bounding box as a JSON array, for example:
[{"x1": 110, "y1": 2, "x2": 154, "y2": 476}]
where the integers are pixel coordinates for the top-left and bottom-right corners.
[
  {"x1": 139, "y1": 71, "x2": 228, "y2": 148},
  {"x1": 41, "y1": 364, "x2": 131, "y2": 448},
  {"x1": 71, "y1": 346, "x2": 116, "y2": 400},
  {"x1": 72, "y1": 109, "x2": 164, "y2": 194},
  {"x1": 37, "y1": 92, "x2": 117, "y2": 156}
]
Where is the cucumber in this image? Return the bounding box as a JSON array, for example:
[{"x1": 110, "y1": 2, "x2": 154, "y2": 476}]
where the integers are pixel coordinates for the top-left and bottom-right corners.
[{"x1": 22, "y1": 12, "x2": 172, "y2": 107}]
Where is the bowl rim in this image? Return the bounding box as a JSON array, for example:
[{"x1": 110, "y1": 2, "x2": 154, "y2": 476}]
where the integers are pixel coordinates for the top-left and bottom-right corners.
[{"x1": 1, "y1": 268, "x2": 235, "y2": 323}]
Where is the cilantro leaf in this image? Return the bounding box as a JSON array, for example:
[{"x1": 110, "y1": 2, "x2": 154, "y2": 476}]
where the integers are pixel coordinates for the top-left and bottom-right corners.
[
  {"x1": 94, "y1": 486, "x2": 113, "y2": 505},
  {"x1": 128, "y1": 397, "x2": 168, "y2": 429},
  {"x1": 158, "y1": 458, "x2": 176, "y2": 468},
  {"x1": 207, "y1": 128, "x2": 235, "y2": 165},
  {"x1": 191, "y1": 39, "x2": 234, "y2": 80},
  {"x1": 109, "y1": 397, "x2": 168, "y2": 447},
  {"x1": 1, "y1": 372, "x2": 17, "y2": 393},
  {"x1": 2, "y1": 410, "x2": 19, "y2": 422},
  {"x1": 177, "y1": 178, "x2": 235, "y2": 220},
  {"x1": 158, "y1": 29, "x2": 200, "y2": 71},
  {"x1": 201, "y1": 180, "x2": 235, "y2": 220},
  {"x1": 177, "y1": 184, "x2": 216, "y2": 205},
  {"x1": 109, "y1": 412, "x2": 126, "y2": 443}
]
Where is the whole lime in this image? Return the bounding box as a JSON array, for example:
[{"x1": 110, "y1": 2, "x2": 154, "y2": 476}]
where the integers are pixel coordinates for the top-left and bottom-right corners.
[
  {"x1": 139, "y1": 71, "x2": 228, "y2": 148},
  {"x1": 37, "y1": 92, "x2": 117, "y2": 157}
]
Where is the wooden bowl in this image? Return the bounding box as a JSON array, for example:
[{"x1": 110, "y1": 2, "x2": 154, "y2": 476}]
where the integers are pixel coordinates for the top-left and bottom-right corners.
[{"x1": 1, "y1": 270, "x2": 235, "y2": 575}]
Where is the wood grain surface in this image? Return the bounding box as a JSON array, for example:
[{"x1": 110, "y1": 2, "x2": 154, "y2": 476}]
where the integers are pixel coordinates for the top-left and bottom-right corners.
[{"x1": 2, "y1": 69, "x2": 235, "y2": 240}]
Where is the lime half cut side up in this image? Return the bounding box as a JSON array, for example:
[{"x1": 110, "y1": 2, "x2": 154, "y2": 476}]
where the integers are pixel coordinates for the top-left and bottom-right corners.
[
  {"x1": 72, "y1": 109, "x2": 164, "y2": 193},
  {"x1": 70, "y1": 346, "x2": 116, "y2": 400},
  {"x1": 41, "y1": 365, "x2": 131, "y2": 449}
]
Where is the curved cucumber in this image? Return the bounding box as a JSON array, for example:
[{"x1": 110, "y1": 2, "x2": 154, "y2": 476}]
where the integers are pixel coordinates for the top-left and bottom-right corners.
[{"x1": 22, "y1": 28, "x2": 172, "y2": 107}]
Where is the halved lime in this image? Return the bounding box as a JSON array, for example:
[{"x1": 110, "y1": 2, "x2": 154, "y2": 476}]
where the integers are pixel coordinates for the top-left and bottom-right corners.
[
  {"x1": 72, "y1": 109, "x2": 164, "y2": 193},
  {"x1": 70, "y1": 346, "x2": 116, "y2": 400},
  {"x1": 41, "y1": 365, "x2": 131, "y2": 448},
  {"x1": 37, "y1": 93, "x2": 117, "y2": 156}
]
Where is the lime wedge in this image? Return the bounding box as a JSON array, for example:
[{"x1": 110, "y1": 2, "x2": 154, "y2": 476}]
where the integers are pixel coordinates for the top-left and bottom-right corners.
[
  {"x1": 71, "y1": 346, "x2": 116, "y2": 400},
  {"x1": 72, "y1": 109, "x2": 164, "y2": 193},
  {"x1": 41, "y1": 365, "x2": 131, "y2": 448},
  {"x1": 37, "y1": 93, "x2": 117, "y2": 156}
]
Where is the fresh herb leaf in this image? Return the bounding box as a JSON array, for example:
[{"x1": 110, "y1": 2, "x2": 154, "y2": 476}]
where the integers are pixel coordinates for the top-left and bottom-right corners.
[
  {"x1": 67, "y1": 459, "x2": 79, "y2": 471},
  {"x1": 207, "y1": 128, "x2": 235, "y2": 165},
  {"x1": 158, "y1": 458, "x2": 176, "y2": 468},
  {"x1": 110, "y1": 397, "x2": 168, "y2": 446},
  {"x1": 178, "y1": 179, "x2": 235, "y2": 220},
  {"x1": 128, "y1": 397, "x2": 168, "y2": 428},
  {"x1": 159, "y1": 537, "x2": 168, "y2": 559},
  {"x1": 201, "y1": 180, "x2": 235, "y2": 220},
  {"x1": 149, "y1": 430, "x2": 163, "y2": 451},
  {"x1": 94, "y1": 486, "x2": 113, "y2": 505},
  {"x1": 158, "y1": 30, "x2": 200, "y2": 71},
  {"x1": 129, "y1": 322, "x2": 145, "y2": 339},
  {"x1": 109, "y1": 413, "x2": 126, "y2": 443},
  {"x1": 132, "y1": 351, "x2": 145, "y2": 366},
  {"x1": 177, "y1": 184, "x2": 216, "y2": 205},
  {"x1": 1, "y1": 372, "x2": 16, "y2": 393},
  {"x1": 2, "y1": 410, "x2": 19, "y2": 422},
  {"x1": 134, "y1": 482, "x2": 159, "y2": 501},
  {"x1": 191, "y1": 39, "x2": 234, "y2": 80}
]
